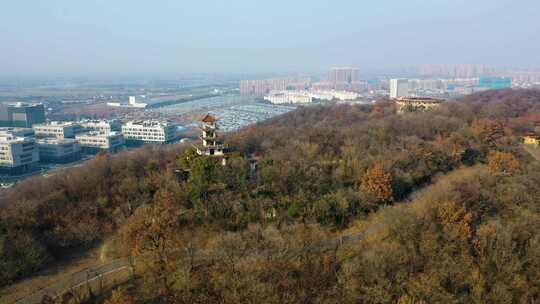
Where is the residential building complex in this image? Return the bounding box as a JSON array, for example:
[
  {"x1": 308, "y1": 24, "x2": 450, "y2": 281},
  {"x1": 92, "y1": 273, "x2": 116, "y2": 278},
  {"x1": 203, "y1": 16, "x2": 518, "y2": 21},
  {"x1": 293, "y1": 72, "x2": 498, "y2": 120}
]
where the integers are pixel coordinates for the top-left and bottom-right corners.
[
  {"x1": 408, "y1": 79, "x2": 445, "y2": 91},
  {"x1": 0, "y1": 102, "x2": 45, "y2": 128},
  {"x1": 121, "y1": 120, "x2": 178, "y2": 144},
  {"x1": 329, "y1": 67, "x2": 360, "y2": 84},
  {"x1": 36, "y1": 138, "x2": 81, "y2": 163},
  {"x1": 418, "y1": 64, "x2": 496, "y2": 78},
  {"x1": 327, "y1": 67, "x2": 366, "y2": 91}
]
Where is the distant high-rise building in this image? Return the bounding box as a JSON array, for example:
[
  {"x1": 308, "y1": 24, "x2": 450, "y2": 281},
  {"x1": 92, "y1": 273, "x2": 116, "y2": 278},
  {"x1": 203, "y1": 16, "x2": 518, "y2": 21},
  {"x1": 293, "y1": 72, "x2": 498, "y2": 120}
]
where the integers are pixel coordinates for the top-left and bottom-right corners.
[
  {"x1": 327, "y1": 67, "x2": 365, "y2": 92},
  {"x1": 240, "y1": 77, "x2": 311, "y2": 97},
  {"x1": 390, "y1": 79, "x2": 409, "y2": 98},
  {"x1": 0, "y1": 103, "x2": 45, "y2": 128},
  {"x1": 329, "y1": 67, "x2": 360, "y2": 85},
  {"x1": 478, "y1": 76, "x2": 512, "y2": 89},
  {"x1": 418, "y1": 64, "x2": 496, "y2": 78}
]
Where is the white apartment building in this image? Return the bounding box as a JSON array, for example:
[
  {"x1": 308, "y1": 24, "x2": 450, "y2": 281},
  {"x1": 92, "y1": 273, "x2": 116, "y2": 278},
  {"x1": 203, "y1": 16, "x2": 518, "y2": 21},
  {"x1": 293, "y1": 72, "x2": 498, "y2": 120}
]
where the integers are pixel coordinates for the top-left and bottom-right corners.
[
  {"x1": 121, "y1": 121, "x2": 178, "y2": 144},
  {"x1": 310, "y1": 90, "x2": 360, "y2": 101},
  {"x1": 75, "y1": 131, "x2": 125, "y2": 153},
  {"x1": 79, "y1": 119, "x2": 121, "y2": 134},
  {"x1": 264, "y1": 91, "x2": 313, "y2": 104},
  {"x1": 390, "y1": 79, "x2": 409, "y2": 98},
  {"x1": 408, "y1": 79, "x2": 444, "y2": 91},
  {"x1": 33, "y1": 121, "x2": 82, "y2": 139},
  {"x1": 36, "y1": 138, "x2": 81, "y2": 163},
  {"x1": 0, "y1": 134, "x2": 39, "y2": 174}
]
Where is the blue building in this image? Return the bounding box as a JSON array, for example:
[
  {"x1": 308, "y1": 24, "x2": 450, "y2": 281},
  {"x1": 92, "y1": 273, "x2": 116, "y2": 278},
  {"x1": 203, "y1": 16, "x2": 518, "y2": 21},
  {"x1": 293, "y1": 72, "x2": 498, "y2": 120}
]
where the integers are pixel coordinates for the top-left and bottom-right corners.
[
  {"x1": 0, "y1": 103, "x2": 46, "y2": 128},
  {"x1": 478, "y1": 77, "x2": 512, "y2": 89}
]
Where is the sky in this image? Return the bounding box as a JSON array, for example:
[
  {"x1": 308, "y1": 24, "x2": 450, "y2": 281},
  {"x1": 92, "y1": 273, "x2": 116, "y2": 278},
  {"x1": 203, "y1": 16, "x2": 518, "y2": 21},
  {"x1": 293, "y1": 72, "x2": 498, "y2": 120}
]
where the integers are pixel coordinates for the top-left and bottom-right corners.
[{"x1": 1, "y1": 0, "x2": 539, "y2": 77}]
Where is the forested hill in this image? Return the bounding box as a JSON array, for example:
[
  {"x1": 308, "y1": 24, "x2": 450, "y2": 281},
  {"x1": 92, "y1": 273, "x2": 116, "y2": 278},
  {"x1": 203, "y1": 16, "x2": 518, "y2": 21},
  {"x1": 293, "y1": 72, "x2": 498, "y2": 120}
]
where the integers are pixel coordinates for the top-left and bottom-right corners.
[{"x1": 1, "y1": 89, "x2": 540, "y2": 303}]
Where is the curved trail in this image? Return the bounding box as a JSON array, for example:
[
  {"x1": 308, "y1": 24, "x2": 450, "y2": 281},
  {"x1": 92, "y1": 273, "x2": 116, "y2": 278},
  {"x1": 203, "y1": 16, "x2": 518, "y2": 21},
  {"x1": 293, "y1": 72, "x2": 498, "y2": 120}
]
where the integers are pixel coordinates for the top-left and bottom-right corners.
[{"x1": 2, "y1": 228, "x2": 377, "y2": 304}]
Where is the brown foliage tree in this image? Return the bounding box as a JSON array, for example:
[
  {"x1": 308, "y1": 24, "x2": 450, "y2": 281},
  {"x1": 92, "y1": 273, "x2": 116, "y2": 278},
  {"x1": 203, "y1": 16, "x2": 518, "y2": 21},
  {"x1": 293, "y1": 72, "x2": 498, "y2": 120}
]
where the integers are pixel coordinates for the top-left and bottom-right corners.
[
  {"x1": 487, "y1": 151, "x2": 520, "y2": 174},
  {"x1": 437, "y1": 201, "x2": 473, "y2": 240},
  {"x1": 121, "y1": 189, "x2": 182, "y2": 300},
  {"x1": 471, "y1": 118, "x2": 506, "y2": 147},
  {"x1": 104, "y1": 288, "x2": 137, "y2": 304},
  {"x1": 360, "y1": 164, "x2": 393, "y2": 203}
]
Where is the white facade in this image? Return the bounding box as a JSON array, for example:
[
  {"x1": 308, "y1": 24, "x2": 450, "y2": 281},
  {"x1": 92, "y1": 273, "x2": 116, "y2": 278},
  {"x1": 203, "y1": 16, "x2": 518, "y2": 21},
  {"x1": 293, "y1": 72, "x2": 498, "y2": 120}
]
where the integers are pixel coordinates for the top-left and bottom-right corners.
[
  {"x1": 390, "y1": 79, "x2": 409, "y2": 98},
  {"x1": 310, "y1": 90, "x2": 360, "y2": 101},
  {"x1": 264, "y1": 91, "x2": 313, "y2": 104},
  {"x1": 128, "y1": 96, "x2": 147, "y2": 108},
  {"x1": 36, "y1": 138, "x2": 81, "y2": 162},
  {"x1": 75, "y1": 131, "x2": 124, "y2": 151},
  {"x1": 121, "y1": 121, "x2": 178, "y2": 143},
  {"x1": 108, "y1": 96, "x2": 147, "y2": 108},
  {"x1": 79, "y1": 120, "x2": 121, "y2": 134},
  {"x1": 408, "y1": 79, "x2": 444, "y2": 91},
  {"x1": 0, "y1": 134, "x2": 39, "y2": 169},
  {"x1": 33, "y1": 121, "x2": 81, "y2": 139}
]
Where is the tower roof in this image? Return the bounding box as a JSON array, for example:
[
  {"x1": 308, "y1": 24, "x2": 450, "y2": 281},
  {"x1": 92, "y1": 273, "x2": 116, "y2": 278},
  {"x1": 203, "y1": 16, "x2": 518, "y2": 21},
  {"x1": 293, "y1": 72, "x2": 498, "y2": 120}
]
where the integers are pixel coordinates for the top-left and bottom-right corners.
[{"x1": 201, "y1": 114, "x2": 218, "y2": 123}]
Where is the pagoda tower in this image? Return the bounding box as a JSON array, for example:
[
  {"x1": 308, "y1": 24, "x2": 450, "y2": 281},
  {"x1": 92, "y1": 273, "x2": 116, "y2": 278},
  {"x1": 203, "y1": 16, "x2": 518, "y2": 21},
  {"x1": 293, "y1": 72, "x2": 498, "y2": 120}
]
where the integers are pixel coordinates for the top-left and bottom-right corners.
[{"x1": 196, "y1": 114, "x2": 226, "y2": 157}]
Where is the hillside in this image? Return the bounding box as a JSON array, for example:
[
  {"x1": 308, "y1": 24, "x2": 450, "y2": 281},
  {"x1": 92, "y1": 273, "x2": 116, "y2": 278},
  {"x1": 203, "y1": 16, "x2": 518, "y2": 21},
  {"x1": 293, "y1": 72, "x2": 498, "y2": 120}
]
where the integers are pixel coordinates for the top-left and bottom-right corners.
[{"x1": 1, "y1": 89, "x2": 540, "y2": 303}]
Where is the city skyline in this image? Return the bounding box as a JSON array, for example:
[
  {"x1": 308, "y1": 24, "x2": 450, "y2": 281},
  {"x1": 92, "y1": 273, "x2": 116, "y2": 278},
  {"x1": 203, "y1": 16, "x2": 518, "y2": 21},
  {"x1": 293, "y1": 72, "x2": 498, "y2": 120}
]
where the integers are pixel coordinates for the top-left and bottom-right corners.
[{"x1": 1, "y1": 0, "x2": 540, "y2": 77}]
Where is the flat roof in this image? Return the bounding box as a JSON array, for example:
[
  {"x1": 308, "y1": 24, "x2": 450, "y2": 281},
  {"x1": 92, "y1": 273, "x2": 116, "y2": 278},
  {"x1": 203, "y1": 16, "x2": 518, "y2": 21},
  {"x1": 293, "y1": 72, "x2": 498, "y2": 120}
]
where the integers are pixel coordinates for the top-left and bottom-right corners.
[
  {"x1": 4, "y1": 102, "x2": 43, "y2": 108},
  {"x1": 124, "y1": 120, "x2": 175, "y2": 127},
  {"x1": 36, "y1": 138, "x2": 78, "y2": 144},
  {"x1": 34, "y1": 121, "x2": 79, "y2": 127},
  {"x1": 76, "y1": 131, "x2": 121, "y2": 137},
  {"x1": 395, "y1": 97, "x2": 444, "y2": 104}
]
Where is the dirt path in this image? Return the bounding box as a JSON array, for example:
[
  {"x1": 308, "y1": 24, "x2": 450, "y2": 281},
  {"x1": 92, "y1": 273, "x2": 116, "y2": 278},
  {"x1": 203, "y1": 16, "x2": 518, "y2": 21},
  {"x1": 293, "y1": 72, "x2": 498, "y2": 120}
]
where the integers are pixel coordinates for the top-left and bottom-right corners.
[
  {"x1": 0, "y1": 245, "x2": 104, "y2": 303},
  {"x1": 523, "y1": 144, "x2": 540, "y2": 162}
]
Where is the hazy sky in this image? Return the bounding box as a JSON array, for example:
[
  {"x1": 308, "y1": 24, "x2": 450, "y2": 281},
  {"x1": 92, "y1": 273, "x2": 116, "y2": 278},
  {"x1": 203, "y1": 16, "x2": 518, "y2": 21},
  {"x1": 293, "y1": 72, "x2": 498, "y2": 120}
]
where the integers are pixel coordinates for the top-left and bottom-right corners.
[{"x1": 1, "y1": 0, "x2": 539, "y2": 76}]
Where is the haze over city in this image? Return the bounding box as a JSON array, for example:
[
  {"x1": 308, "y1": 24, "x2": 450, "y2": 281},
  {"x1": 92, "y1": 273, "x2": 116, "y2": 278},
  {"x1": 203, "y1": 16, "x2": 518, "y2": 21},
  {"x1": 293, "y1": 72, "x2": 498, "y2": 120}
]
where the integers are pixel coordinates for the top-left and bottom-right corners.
[
  {"x1": 2, "y1": 0, "x2": 540, "y2": 77},
  {"x1": 2, "y1": 1, "x2": 540, "y2": 303}
]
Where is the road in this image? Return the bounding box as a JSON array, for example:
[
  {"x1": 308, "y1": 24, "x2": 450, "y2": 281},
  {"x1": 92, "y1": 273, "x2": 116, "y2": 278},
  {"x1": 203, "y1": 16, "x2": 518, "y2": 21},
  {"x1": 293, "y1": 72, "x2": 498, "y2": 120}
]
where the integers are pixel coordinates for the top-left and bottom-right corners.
[
  {"x1": 523, "y1": 144, "x2": 540, "y2": 162},
  {"x1": 2, "y1": 227, "x2": 378, "y2": 304}
]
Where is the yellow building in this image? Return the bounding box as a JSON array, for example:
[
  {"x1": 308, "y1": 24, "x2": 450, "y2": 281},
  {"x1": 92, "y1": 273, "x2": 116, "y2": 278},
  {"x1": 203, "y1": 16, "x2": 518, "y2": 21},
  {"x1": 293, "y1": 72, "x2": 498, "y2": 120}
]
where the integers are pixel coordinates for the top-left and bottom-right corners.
[{"x1": 523, "y1": 133, "x2": 540, "y2": 147}]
